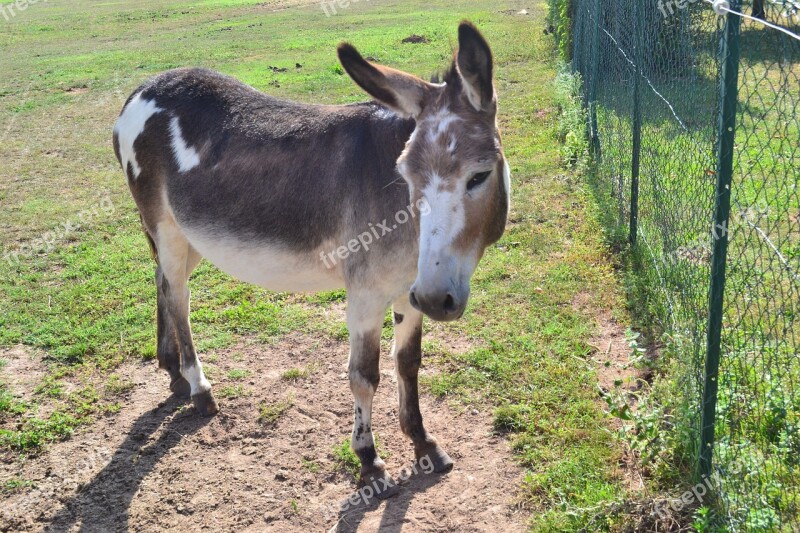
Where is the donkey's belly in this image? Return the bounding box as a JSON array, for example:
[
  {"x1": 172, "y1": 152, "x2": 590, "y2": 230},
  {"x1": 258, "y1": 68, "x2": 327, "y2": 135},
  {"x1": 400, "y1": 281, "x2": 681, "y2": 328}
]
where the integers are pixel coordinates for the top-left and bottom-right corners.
[{"x1": 183, "y1": 226, "x2": 344, "y2": 292}]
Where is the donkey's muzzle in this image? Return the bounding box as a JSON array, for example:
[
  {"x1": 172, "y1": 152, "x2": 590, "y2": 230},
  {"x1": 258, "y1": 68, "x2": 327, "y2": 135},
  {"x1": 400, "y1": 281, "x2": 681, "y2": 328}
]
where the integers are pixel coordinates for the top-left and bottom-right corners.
[{"x1": 409, "y1": 287, "x2": 466, "y2": 322}]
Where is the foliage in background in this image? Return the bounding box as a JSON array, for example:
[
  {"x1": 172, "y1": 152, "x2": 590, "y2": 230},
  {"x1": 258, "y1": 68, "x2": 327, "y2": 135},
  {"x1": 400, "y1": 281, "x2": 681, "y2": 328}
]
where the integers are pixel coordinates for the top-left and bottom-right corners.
[
  {"x1": 553, "y1": 67, "x2": 589, "y2": 171},
  {"x1": 547, "y1": 0, "x2": 574, "y2": 61},
  {"x1": 548, "y1": 0, "x2": 699, "y2": 75}
]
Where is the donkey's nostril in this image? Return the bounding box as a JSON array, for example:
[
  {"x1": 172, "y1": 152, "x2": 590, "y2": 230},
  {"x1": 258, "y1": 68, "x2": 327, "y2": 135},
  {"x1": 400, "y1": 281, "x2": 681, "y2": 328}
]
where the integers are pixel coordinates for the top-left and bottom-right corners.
[
  {"x1": 409, "y1": 291, "x2": 420, "y2": 310},
  {"x1": 443, "y1": 293, "x2": 456, "y2": 312}
]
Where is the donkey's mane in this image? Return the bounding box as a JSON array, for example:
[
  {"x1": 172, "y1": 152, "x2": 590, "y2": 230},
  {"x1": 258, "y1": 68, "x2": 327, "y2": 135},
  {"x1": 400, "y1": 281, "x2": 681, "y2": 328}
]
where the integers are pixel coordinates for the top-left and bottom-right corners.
[{"x1": 430, "y1": 61, "x2": 461, "y2": 88}]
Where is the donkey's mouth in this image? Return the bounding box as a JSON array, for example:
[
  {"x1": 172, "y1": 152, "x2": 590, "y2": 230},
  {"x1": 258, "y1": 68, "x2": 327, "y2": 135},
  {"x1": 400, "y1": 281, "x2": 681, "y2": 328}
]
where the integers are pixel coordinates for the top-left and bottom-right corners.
[{"x1": 409, "y1": 290, "x2": 466, "y2": 322}]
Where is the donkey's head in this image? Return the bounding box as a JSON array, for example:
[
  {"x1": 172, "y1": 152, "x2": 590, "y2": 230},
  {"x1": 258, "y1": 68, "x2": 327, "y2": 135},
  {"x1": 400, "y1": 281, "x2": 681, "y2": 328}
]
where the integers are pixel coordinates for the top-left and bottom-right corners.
[{"x1": 338, "y1": 22, "x2": 509, "y2": 321}]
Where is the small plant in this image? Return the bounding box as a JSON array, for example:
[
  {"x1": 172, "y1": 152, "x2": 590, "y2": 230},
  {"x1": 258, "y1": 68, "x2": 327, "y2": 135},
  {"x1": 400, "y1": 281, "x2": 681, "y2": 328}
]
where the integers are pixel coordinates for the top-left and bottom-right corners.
[
  {"x1": 332, "y1": 436, "x2": 388, "y2": 482},
  {"x1": 554, "y1": 69, "x2": 589, "y2": 172},
  {"x1": 624, "y1": 328, "x2": 653, "y2": 370},
  {"x1": 493, "y1": 404, "x2": 527, "y2": 433},
  {"x1": 692, "y1": 506, "x2": 713, "y2": 532},
  {"x1": 281, "y1": 368, "x2": 304, "y2": 380},
  {"x1": 105, "y1": 374, "x2": 135, "y2": 396},
  {"x1": 301, "y1": 458, "x2": 320, "y2": 473},
  {"x1": 258, "y1": 395, "x2": 294, "y2": 426},
  {"x1": 217, "y1": 385, "x2": 250, "y2": 399},
  {"x1": 332, "y1": 438, "x2": 361, "y2": 481},
  {"x1": 2, "y1": 477, "x2": 33, "y2": 494},
  {"x1": 280, "y1": 363, "x2": 317, "y2": 381},
  {"x1": 226, "y1": 369, "x2": 251, "y2": 381}
]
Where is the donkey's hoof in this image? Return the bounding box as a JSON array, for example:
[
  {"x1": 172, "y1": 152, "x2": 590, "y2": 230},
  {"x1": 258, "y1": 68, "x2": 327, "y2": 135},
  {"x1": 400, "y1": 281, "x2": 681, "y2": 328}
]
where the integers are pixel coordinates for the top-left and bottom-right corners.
[
  {"x1": 191, "y1": 390, "x2": 219, "y2": 417},
  {"x1": 360, "y1": 467, "x2": 401, "y2": 500},
  {"x1": 416, "y1": 443, "x2": 454, "y2": 473},
  {"x1": 169, "y1": 376, "x2": 192, "y2": 399}
]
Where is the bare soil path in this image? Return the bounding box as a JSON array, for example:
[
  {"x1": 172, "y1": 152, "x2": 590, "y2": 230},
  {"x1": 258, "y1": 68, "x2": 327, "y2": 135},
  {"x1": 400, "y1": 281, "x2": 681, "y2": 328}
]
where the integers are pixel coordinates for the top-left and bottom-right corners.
[{"x1": 1, "y1": 334, "x2": 528, "y2": 532}]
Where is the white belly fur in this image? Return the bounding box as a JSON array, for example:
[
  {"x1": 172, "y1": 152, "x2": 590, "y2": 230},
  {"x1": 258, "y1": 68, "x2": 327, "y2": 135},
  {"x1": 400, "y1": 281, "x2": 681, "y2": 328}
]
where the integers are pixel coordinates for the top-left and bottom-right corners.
[{"x1": 183, "y1": 226, "x2": 345, "y2": 293}]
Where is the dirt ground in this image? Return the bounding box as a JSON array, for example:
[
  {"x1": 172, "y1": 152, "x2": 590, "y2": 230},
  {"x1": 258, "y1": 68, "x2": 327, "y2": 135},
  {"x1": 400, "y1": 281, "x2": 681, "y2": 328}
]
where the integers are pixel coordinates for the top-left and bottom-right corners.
[{"x1": 0, "y1": 333, "x2": 529, "y2": 532}]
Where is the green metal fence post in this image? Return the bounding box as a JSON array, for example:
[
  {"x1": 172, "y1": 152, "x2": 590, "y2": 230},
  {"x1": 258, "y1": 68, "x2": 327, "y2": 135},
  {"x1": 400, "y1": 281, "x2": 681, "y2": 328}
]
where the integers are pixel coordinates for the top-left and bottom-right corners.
[
  {"x1": 630, "y1": 0, "x2": 642, "y2": 245},
  {"x1": 588, "y1": 0, "x2": 601, "y2": 154},
  {"x1": 700, "y1": 0, "x2": 742, "y2": 480}
]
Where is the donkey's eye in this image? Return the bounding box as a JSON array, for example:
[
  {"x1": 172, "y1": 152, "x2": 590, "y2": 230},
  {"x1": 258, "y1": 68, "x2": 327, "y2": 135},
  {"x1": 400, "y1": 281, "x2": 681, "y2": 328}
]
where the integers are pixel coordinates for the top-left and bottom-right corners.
[{"x1": 467, "y1": 171, "x2": 492, "y2": 192}]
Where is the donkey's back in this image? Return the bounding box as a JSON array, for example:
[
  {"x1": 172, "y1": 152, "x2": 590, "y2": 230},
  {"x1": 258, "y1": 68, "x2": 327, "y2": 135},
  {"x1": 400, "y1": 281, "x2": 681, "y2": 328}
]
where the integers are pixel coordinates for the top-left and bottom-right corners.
[{"x1": 114, "y1": 67, "x2": 414, "y2": 256}]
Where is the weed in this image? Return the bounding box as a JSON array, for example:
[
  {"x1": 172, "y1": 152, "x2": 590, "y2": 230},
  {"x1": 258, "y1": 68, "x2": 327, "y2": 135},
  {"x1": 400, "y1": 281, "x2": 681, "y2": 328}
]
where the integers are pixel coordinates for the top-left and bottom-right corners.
[
  {"x1": 280, "y1": 364, "x2": 317, "y2": 381},
  {"x1": 217, "y1": 385, "x2": 250, "y2": 399},
  {"x1": 258, "y1": 395, "x2": 294, "y2": 426},
  {"x1": 301, "y1": 458, "x2": 320, "y2": 473},
  {"x1": 332, "y1": 438, "x2": 361, "y2": 482},
  {"x1": 226, "y1": 369, "x2": 251, "y2": 381}
]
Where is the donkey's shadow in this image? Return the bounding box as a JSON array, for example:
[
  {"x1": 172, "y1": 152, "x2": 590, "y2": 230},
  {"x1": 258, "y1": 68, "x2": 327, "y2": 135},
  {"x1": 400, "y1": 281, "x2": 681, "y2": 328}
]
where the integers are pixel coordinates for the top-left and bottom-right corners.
[
  {"x1": 44, "y1": 396, "x2": 211, "y2": 533},
  {"x1": 333, "y1": 468, "x2": 446, "y2": 533}
]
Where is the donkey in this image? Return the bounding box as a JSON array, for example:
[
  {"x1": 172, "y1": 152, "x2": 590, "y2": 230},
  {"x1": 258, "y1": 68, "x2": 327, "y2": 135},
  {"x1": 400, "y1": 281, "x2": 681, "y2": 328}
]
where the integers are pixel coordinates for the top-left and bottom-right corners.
[{"x1": 112, "y1": 21, "x2": 509, "y2": 497}]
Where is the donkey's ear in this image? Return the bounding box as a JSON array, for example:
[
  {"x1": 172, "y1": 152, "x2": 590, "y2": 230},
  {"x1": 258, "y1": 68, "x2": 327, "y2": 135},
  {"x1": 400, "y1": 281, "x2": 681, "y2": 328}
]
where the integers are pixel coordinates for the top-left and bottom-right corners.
[
  {"x1": 338, "y1": 43, "x2": 433, "y2": 118},
  {"x1": 456, "y1": 21, "x2": 495, "y2": 112}
]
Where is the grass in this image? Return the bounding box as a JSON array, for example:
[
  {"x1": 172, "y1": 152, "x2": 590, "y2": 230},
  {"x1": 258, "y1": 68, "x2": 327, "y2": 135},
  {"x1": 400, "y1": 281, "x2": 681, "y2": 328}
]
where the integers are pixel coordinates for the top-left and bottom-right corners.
[
  {"x1": 216, "y1": 385, "x2": 250, "y2": 399},
  {"x1": 332, "y1": 435, "x2": 389, "y2": 482},
  {"x1": 257, "y1": 395, "x2": 294, "y2": 426},
  {"x1": 105, "y1": 374, "x2": 135, "y2": 396},
  {"x1": 301, "y1": 458, "x2": 321, "y2": 473},
  {"x1": 1, "y1": 478, "x2": 34, "y2": 495},
  {"x1": 0, "y1": 0, "x2": 636, "y2": 528},
  {"x1": 0, "y1": 385, "x2": 29, "y2": 416},
  {"x1": 332, "y1": 438, "x2": 362, "y2": 482},
  {"x1": 280, "y1": 364, "x2": 317, "y2": 381},
  {"x1": 226, "y1": 368, "x2": 251, "y2": 381}
]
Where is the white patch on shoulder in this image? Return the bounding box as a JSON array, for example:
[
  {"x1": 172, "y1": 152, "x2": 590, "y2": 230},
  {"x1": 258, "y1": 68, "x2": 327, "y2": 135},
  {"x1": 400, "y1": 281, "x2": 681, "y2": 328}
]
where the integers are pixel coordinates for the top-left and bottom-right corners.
[
  {"x1": 168, "y1": 116, "x2": 200, "y2": 172},
  {"x1": 113, "y1": 93, "x2": 163, "y2": 180}
]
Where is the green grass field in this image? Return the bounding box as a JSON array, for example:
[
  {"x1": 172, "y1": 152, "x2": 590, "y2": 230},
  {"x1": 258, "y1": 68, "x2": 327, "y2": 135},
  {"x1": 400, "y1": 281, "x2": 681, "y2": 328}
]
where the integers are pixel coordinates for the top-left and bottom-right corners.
[{"x1": 0, "y1": 0, "x2": 639, "y2": 529}]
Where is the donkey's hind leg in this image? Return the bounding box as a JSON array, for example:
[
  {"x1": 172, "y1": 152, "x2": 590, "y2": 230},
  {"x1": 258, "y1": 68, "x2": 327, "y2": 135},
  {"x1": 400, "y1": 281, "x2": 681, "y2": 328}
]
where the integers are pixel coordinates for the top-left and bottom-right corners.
[
  {"x1": 156, "y1": 246, "x2": 202, "y2": 399},
  {"x1": 153, "y1": 222, "x2": 218, "y2": 416},
  {"x1": 156, "y1": 265, "x2": 188, "y2": 398}
]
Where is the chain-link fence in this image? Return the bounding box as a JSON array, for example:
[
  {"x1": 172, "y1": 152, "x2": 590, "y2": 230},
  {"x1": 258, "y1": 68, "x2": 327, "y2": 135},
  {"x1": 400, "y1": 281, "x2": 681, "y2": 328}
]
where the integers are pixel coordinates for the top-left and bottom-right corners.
[{"x1": 554, "y1": 0, "x2": 799, "y2": 529}]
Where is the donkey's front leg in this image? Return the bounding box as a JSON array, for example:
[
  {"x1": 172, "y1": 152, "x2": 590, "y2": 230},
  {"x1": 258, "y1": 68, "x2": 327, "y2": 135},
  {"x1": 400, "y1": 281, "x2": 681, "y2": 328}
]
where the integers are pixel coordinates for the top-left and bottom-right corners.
[
  {"x1": 346, "y1": 295, "x2": 400, "y2": 499},
  {"x1": 392, "y1": 296, "x2": 453, "y2": 473}
]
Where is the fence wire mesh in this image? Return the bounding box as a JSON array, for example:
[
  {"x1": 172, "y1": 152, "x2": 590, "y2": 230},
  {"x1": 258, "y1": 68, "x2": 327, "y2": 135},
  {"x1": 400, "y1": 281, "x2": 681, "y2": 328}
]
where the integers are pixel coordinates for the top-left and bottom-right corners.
[{"x1": 557, "y1": 0, "x2": 800, "y2": 529}]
